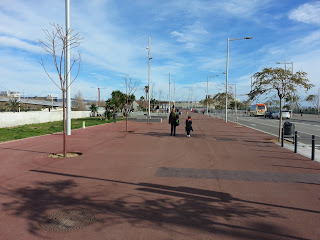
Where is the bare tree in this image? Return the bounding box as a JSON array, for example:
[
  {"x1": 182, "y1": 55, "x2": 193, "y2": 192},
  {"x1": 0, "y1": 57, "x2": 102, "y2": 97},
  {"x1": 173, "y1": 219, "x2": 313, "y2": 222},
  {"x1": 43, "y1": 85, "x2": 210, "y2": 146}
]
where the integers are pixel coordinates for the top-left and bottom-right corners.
[
  {"x1": 123, "y1": 75, "x2": 139, "y2": 132},
  {"x1": 40, "y1": 23, "x2": 83, "y2": 157},
  {"x1": 73, "y1": 91, "x2": 86, "y2": 111}
]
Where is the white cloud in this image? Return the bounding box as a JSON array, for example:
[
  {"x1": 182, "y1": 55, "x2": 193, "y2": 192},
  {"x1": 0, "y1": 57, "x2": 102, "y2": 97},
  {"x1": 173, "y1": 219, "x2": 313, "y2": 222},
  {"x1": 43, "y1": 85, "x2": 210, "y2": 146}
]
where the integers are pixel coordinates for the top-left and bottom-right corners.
[
  {"x1": 289, "y1": 1, "x2": 320, "y2": 25},
  {"x1": 170, "y1": 22, "x2": 209, "y2": 49},
  {"x1": 153, "y1": 0, "x2": 269, "y2": 21},
  {"x1": 0, "y1": 36, "x2": 42, "y2": 54}
]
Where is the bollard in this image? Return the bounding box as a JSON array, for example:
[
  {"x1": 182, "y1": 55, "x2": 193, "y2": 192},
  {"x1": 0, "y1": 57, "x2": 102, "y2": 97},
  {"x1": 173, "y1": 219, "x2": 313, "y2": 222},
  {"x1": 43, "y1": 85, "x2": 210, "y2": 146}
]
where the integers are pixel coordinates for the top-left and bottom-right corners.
[
  {"x1": 82, "y1": 121, "x2": 85, "y2": 129},
  {"x1": 311, "y1": 135, "x2": 315, "y2": 160},
  {"x1": 294, "y1": 131, "x2": 297, "y2": 153},
  {"x1": 281, "y1": 128, "x2": 284, "y2": 147}
]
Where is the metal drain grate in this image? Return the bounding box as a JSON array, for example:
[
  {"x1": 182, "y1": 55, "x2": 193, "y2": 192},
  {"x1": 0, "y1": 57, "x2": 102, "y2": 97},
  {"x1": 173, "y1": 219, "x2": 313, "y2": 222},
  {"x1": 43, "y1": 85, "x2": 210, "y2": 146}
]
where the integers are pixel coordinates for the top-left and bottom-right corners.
[{"x1": 40, "y1": 208, "x2": 95, "y2": 232}]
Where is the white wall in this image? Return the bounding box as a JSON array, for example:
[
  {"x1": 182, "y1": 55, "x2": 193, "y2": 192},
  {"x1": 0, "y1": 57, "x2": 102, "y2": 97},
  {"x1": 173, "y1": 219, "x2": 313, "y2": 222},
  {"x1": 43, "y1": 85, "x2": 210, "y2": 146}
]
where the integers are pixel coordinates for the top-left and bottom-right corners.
[{"x1": 0, "y1": 110, "x2": 91, "y2": 128}]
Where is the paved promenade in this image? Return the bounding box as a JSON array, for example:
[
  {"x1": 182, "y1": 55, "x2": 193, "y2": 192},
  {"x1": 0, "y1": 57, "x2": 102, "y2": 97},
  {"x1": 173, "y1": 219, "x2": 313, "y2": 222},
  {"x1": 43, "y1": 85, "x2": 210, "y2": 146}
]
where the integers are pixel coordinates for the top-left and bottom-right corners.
[{"x1": 0, "y1": 111, "x2": 319, "y2": 240}]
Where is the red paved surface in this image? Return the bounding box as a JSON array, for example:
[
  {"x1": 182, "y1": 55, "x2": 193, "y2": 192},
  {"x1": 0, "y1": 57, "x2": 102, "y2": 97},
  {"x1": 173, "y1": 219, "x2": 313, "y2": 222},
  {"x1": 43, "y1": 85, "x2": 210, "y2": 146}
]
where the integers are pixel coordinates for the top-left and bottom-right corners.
[{"x1": 0, "y1": 112, "x2": 319, "y2": 240}]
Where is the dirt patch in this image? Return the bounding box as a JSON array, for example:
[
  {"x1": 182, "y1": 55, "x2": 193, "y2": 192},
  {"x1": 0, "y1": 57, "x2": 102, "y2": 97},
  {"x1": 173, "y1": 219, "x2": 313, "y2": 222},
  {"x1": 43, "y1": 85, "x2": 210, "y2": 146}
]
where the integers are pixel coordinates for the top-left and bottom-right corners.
[
  {"x1": 269, "y1": 138, "x2": 292, "y2": 144},
  {"x1": 49, "y1": 152, "x2": 82, "y2": 158}
]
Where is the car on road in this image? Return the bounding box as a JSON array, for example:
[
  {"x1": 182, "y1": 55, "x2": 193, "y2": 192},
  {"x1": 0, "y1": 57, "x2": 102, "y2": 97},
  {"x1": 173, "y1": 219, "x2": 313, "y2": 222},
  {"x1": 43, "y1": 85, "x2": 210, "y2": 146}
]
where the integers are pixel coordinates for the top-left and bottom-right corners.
[
  {"x1": 271, "y1": 110, "x2": 290, "y2": 119},
  {"x1": 264, "y1": 111, "x2": 272, "y2": 118}
]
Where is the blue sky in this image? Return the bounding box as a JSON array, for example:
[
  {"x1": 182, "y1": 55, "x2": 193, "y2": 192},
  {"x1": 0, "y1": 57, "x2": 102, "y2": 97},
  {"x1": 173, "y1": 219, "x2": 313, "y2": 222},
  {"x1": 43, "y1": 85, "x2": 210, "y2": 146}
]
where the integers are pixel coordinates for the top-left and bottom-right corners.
[{"x1": 0, "y1": 0, "x2": 319, "y2": 104}]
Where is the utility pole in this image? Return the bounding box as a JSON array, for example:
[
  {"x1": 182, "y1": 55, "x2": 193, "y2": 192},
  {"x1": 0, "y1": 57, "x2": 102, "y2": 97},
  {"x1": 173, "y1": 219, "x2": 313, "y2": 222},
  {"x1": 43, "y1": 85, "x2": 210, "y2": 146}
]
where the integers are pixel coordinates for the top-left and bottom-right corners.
[
  {"x1": 147, "y1": 36, "x2": 151, "y2": 117},
  {"x1": 207, "y1": 75, "x2": 219, "y2": 115},
  {"x1": 318, "y1": 88, "x2": 320, "y2": 115},
  {"x1": 191, "y1": 87, "x2": 193, "y2": 109},
  {"x1": 169, "y1": 73, "x2": 171, "y2": 111},
  {"x1": 98, "y1": 87, "x2": 100, "y2": 107},
  {"x1": 207, "y1": 76, "x2": 209, "y2": 115},
  {"x1": 174, "y1": 77, "x2": 175, "y2": 108},
  {"x1": 65, "y1": 0, "x2": 71, "y2": 135},
  {"x1": 234, "y1": 84, "x2": 238, "y2": 123}
]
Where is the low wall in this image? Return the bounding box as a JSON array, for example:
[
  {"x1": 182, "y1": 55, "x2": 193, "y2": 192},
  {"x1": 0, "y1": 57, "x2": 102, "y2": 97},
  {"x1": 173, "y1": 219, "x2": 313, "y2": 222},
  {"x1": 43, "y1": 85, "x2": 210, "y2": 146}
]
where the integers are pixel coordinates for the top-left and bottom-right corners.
[{"x1": 0, "y1": 111, "x2": 91, "y2": 128}]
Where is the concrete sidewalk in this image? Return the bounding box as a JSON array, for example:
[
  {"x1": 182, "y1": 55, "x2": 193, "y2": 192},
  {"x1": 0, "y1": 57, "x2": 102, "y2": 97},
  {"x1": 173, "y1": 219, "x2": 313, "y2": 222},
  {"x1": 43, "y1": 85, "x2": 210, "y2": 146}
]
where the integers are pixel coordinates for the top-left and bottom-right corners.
[{"x1": 0, "y1": 112, "x2": 319, "y2": 240}]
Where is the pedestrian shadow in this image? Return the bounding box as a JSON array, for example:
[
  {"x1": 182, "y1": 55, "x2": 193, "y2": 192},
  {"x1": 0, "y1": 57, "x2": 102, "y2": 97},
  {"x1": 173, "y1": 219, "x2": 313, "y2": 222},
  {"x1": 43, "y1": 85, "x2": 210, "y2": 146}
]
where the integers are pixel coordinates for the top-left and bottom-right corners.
[
  {"x1": 130, "y1": 131, "x2": 202, "y2": 138},
  {"x1": 0, "y1": 170, "x2": 312, "y2": 239}
]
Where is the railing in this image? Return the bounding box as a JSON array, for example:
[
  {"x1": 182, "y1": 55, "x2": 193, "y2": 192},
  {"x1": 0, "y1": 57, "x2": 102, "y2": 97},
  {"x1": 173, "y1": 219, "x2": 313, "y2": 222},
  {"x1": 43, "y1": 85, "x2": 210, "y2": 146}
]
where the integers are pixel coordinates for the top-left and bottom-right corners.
[{"x1": 281, "y1": 128, "x2": 317, "y2": 160}]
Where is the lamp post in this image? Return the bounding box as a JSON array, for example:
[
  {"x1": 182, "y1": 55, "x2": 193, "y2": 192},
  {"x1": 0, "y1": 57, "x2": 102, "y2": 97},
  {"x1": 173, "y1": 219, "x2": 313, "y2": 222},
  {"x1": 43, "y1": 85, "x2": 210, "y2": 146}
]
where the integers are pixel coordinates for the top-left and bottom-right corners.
[
  {"x1": 147, "y1": 36, "x2": 152, "y2": 117},
  {"x1": 65, "y1": 0, "x2": 71, "y2": 135},
  {"x1": 225, "y1": 36, "x2": 253, "y2": 123},
  {"x1": 207, "y1": 75, "x2": 219, "y2": 115},
  {"x1": 168, "y1": 73, "x2": 171, "y2": 112},
  {"x1": 228, "y1": 83, "x2": 237, "y2": 122},
  {"x1": 174, "y1": 77, "x2": 175, "y2": 108}
]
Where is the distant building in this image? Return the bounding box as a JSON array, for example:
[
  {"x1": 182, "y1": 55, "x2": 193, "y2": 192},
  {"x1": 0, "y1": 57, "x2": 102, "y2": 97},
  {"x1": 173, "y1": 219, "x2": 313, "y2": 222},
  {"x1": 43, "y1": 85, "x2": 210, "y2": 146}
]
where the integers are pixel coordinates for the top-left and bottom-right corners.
[{"x1": 0, "y1": 91, "x2": 20, "y2": 98}]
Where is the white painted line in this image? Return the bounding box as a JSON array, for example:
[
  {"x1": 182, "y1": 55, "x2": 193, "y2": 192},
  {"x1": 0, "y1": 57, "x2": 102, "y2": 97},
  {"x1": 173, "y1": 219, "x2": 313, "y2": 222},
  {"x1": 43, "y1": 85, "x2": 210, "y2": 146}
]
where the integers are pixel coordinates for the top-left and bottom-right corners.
[
  {"x1": 228, "y1": 119, "x2": 320, "y2": 162},
  {"x1": 231, "y1": 116, "x2": 320, "y2": 137}
]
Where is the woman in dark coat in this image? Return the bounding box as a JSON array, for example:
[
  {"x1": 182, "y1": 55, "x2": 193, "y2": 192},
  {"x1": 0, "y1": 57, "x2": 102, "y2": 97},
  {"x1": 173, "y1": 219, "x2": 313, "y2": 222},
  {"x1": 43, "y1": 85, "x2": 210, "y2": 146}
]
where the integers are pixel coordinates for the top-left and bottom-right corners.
[{"x1": 169, "y1": 108, "x2": 179, "y2": 136}]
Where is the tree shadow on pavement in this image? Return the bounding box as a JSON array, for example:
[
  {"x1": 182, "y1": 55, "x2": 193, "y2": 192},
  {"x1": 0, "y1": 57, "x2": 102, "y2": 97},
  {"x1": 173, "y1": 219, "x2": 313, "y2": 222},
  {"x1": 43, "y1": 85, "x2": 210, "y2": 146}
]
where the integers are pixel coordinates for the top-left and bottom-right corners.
[
  {"x1": 0, "y1": 146, "x2": 53, "y2": 154},
  {"x1": 0, "y1": 173, "x2": 310, "y2": 240}
]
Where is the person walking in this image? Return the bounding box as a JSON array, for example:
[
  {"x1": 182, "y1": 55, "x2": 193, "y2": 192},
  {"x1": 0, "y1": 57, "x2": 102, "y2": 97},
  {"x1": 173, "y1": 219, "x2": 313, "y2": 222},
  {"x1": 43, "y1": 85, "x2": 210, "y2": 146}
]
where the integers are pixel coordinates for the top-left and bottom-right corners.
[
  {"x1": 169, "y1": 108, "x2": 179, "y2": 136},
  {"x1": 185, "y1": 115, "x2": 193, "y2": 137}
]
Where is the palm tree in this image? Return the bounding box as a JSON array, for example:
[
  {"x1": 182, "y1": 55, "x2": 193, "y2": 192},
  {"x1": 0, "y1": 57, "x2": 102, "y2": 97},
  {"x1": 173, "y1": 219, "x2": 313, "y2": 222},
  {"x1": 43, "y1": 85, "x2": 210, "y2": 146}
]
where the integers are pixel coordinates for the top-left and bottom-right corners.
[
  {"x1": 5, "y1": 98, "x2": 20, "y2": 112},
  {"x1": 89, "y1": 104, "x2": 98, "y2": 117},
  {"x1": 144, "y1": 86, "x2": 149, "y2": 102}
]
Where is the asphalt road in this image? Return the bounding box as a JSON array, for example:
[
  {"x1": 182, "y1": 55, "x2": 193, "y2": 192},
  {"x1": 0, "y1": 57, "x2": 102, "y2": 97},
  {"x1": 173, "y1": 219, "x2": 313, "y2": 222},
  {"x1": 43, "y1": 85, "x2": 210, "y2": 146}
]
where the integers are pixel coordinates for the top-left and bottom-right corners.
[{"x1": 213, "y1": 112, "x2": 320, "y2": 150}]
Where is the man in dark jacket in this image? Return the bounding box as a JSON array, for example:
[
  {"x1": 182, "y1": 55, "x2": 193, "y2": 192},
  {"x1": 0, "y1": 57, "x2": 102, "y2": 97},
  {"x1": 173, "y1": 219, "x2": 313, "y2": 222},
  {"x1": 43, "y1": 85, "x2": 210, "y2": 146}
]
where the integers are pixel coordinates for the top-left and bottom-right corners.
[{"x1": 169, "y1": 108, "x2": 179, "y2": 136}]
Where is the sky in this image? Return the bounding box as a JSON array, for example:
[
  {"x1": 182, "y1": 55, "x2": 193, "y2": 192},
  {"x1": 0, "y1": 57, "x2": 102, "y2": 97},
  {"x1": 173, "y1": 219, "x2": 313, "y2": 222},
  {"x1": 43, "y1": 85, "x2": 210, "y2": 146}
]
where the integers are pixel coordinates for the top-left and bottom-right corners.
[{"x1": 0, "y1": 0, "x2": 319, "y2": 104}]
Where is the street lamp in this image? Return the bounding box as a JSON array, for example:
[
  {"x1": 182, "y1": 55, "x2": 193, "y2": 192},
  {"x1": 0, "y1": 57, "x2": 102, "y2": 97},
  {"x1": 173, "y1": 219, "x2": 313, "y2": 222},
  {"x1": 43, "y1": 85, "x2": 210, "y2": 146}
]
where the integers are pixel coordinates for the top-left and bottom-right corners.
[
  {"x1": 225, "y1": 36, "x2": 253, "y2": 123},
  {"x1": 65, "y1": 0, "x2": 71, "y2": 135},
  {"x1": 228, "y1": 83, "x2": 238, "y2": 122},
  {"x1": 276, "y1": 60, "x2": 293, "y2": 114},
  {"x1": 146, "y1": 36, "x2": 152, "y2": 117},
  {"x1": 207, "y1": 75, "x2": 219, "y2": 115},
  {"x1": 168, "y1": 73, "x2": 171, "y2": 111}
]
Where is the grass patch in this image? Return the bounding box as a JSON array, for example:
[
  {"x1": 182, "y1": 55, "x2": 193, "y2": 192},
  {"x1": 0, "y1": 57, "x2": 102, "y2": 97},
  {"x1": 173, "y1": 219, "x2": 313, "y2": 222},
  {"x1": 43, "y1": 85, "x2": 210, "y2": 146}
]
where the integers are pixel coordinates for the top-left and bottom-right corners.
[{"x1": 0, "y1": 117, "x2": 123, "y2": 143}]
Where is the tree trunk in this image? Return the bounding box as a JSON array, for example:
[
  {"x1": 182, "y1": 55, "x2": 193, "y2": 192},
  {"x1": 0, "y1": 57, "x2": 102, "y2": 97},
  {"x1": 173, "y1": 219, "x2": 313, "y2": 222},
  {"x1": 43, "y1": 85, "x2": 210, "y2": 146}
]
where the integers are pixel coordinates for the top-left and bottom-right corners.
[
  {"x1": 126, "y1": 98, "x2": 128, "y2": 132},
  {"x1": 63, "y1": 91, "x2": 67, "y2": 157},
  {"x1": 278, "y1": 97, "x2": 283, "y2": 142}
]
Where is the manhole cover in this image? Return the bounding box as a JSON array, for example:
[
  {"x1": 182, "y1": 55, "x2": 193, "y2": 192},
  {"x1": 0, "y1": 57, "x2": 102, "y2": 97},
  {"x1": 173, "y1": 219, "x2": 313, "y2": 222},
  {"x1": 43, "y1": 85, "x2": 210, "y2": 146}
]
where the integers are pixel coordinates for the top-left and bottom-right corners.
[{"x1": 40, "y1": 209, "x2": 95, "y2": 232}]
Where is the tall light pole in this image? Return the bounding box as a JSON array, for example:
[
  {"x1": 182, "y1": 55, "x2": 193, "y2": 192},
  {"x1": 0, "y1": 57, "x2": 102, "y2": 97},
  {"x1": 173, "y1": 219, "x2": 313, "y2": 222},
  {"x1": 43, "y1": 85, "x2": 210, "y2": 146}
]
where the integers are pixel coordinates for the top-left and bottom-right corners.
[
  {"x1": 65, "y1": 0, "x2": 71, "y2": 135},
  {"x1": 174, "y1": 77, "x2": 175, "y2": 108},
  {"x1": 318, "y1": 88, "x2": 320, "y2": 114},
  {"x1": 276, "y1": 60, "x2": 293, "y2": 114},
  {"x1": 168, "y1": 73, "x2": 171, "y2": 111},
  {"x1": 147, "y1": 36, "x2": 152, "y2": 117},
  {"x1": 228, "y1": 83, "x2": 238, "y2": 122},
  {"x1": 207, "y1": 75, "x2": 219, "y2": 115},
  {"x1": 225, "y1": 36, "x2": 253, "y2": 123}
]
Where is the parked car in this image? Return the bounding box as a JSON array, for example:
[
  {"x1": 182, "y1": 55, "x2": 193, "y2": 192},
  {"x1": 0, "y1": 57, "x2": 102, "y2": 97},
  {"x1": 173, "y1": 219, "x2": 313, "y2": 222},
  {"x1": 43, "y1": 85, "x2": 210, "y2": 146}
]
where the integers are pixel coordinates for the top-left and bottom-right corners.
[
  {"x1": 264, "y1": 111, "x2": 272, "y2": 118},
  {"x1": 271, "y1": 110, "x2": 290, "y2": 119}
]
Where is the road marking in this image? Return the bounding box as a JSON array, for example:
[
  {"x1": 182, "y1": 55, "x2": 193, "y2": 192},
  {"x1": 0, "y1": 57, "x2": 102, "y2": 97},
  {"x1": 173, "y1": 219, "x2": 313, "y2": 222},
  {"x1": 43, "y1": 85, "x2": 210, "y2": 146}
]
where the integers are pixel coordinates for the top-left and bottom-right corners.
[{"x1": 229, "y1": 116, "x2": 320, "y2": 137}]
